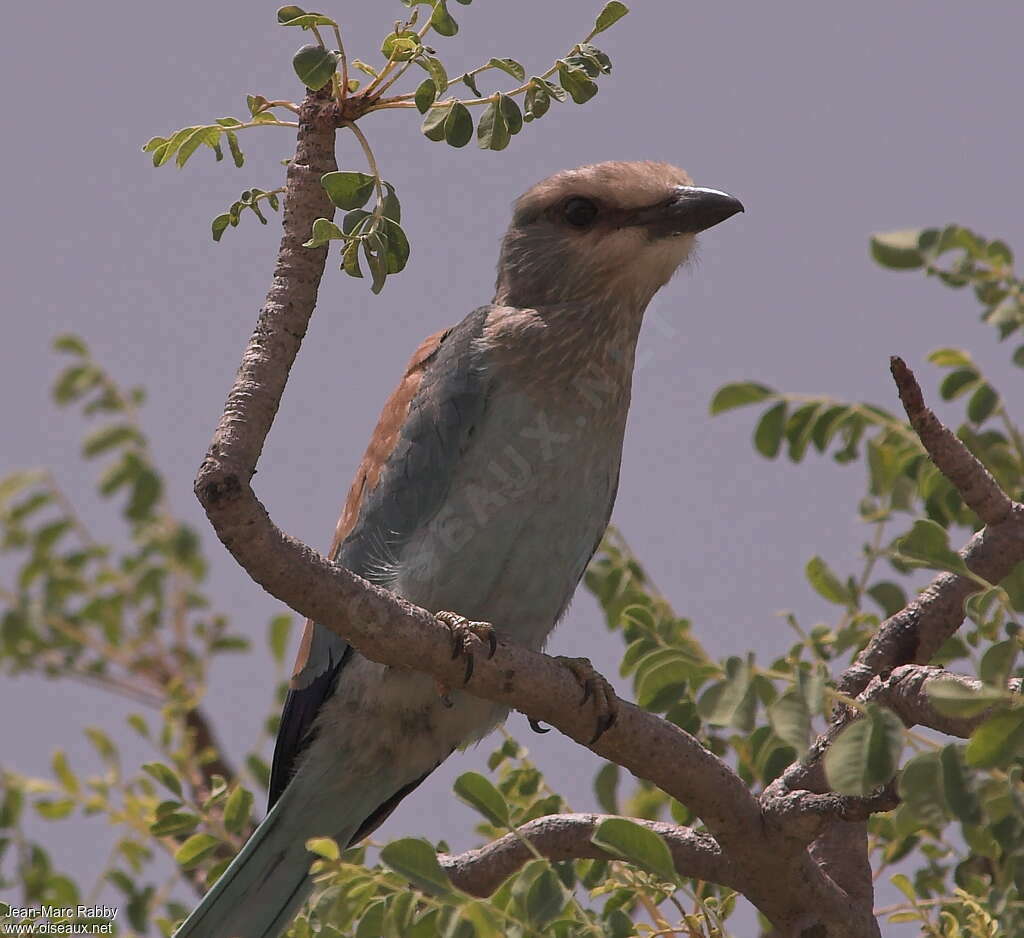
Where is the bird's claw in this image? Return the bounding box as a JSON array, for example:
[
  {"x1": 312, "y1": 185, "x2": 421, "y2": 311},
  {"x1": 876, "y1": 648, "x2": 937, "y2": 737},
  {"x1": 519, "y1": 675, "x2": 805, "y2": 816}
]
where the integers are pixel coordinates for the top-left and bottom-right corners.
[
  {"x1": 528, "y1": 717, "x2": 551, "y2": 734},
  {"x1": 436, "y1": 611, "x2": 497, "y2": 687},
  {"x1": 554, "y1": 656, "x2": 619, "y2": 744}
]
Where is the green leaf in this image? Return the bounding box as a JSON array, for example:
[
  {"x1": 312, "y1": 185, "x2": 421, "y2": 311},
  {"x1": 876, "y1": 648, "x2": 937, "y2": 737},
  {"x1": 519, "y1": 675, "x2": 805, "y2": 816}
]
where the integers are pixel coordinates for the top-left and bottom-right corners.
[
  {"x1": 709, "y1": 382, "x2": 774, "y2": 415},
  {"x1": 176, "y1": 126, "x2": 220, "y2": 168},
  {"x1": 212, "y1": 213, "x2": 232, "y2": 242},
  {"x1": 223, "y1": 786, "x2": 254, "y2": 835},
  {"x1": 363, "y1": 231, "x2": 388, "y2": 294},
  {"x1": 444, "y1": 101, "x2": 473, "y2": 147},
  {"x1": 698, "y1": 656, "x2": 755, "y2": 730},
  {"x1": 84, "y1": 727, "x2": 118, "y2": 765},
  {"x1": 224, "y1": 131, "x2": 244, "y2": 167},
  {"x1": 276, "y1": 5, "x2": 305, "y2": 23},
  {"x1": 302, "y1": 218, "x2": 345, "y2": 248},
  {"x1": 421, "y1": 100, "x2": 453, "y2": 141},
  {"x1": 461, "y1": 71, "x2": 482, "y2": 96},
  {"x1": 928, "y1": 347, "x2": 973, "y2": 368},
  {"x1": 175, "y1": 833, "x2": 220, "y2": 870},
  {"x1": 965, "y1": 709, "x2": 1024, "y2": 768},
  {"x1": 870, "y1": 229, "x2": 924, "y2": 269},
  {"x1": 557, "y1": 60, "x2": 598, "y2": 104},
  {"x1": 824, "y1": 704, "x2": 904, "y2": 796},
  {"x1": 355, "y1": 901, "x2": 385, "y2": 938},
  {"x1": 899, "y1": 751, "x2": 948, "y2": 827},
  {"x1": 488, "y1": 57, "x2": 525, "y2": 81},
  {"x1": 381, "y1": 30, "x2": 420, "y2": 62},
  {"x1": 52, "y1": 750, "x2": 79, "y2": 794},
  {"x1": 769, "y1": 691, "x2": 811, "y2": 754},
  {"x1": 867, "y1": 581, "x2": 906, "y2": 617},
  {"x1": 453, "y1": 771, "x2": 509, "y2": 826},
  {"x1": 380, "y1": 218, "x2": 411, "y2": 274},
  {"x1": 805, "y1": 556, "x2": 852, "y2": 605},
  {"x1": 525, "y1": 867, "x2": 566, "y2": 927},
  {"x1": 939, "y1": 367, "x2": 979, "y2": 400},
  {"x1": 321, "y1": 171, "x2": 375, "y2": 210},
  {"x1": 142, "y1": 762, "x2": 183, "y2": 798},
  {"x1": 279, "y1": 12, "x2": 338, "y2": 27},
  {"x1": 419, "y1": 55, "x2": 448, "y2": 93},
  {"x1": 379, "y1": 838, "x2": 453, "y2": 896},
  {"x1": 430, "y1": 0, "x2": 458, "y2": 37},
  {"x1": 524, "y1": 80, "x2": 551, "y2": 122},
  {"x1": 594, "y1": 762, "x2": 619, "y2": 814},
  {"x1": 940, "y1": 744, "x2": 980, "y2": 824},
  {"x1": 149, "y1": 812, "x2": 200, "y2": 837},
  {"x1": 980, "y1": 640, "x2": 1017, "y2": 687},
  {"x1": 635, "y1": 653, "x2": 689, "y2": 711},
  {"x1": 497, "y1": 93, "x2": 523, "y2": 135},
  {"x1": 381, "y1": 182, "x2": 401, "y2": 222},
  {"x1": 753, "y1": 401, "x2": 787, "y2": 458},
  {"x1": 926, "y1": 679, "x2": 1010, "y2": 718},
  {"x1": 342, "y1": 238, "x2": 362, "y2": 278},
  {"x1": 594, "y1": 0, "x2": 629, "y2": 33},
  {"x1": 35, "y1": 798, "x2": 76, "y2": 820},
  {"x1": 306, "y1": 836, "x2": 340, "y2": 860},
  {"x1": 591, "y1": 818, "x2": 677, "y2": 881},
  {"x1": 967, "y1": 382, "x2": 999, "y2": 424},
  {"x1": 414, "y1": 78, "x2": 437, "y2": 114},
  {"x1": 893, "y1": 519, "x2": 970, "y2": 576},
  {"x1": 53, "y1": 334, "x2": 88, "y2": 356},
  {"x1": 292, "y1": 44, "x2": 338, "y2": 91},
  {"x1": 82, "y1": 423, "x2": 142, "y2": 458},
  {"x1": 268, "y1": 615, "x2": 292, "y2": 665},
  {"x1": 476, "y1": 99, "x2": 510, "y2": 151}
]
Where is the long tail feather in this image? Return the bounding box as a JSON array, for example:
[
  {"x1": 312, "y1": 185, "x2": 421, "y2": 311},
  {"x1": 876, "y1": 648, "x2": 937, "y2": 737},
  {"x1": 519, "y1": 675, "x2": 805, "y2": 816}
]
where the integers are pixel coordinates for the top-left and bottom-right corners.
[{"x1": 173, "y1": 781, "x2": 332, "y2": 938}]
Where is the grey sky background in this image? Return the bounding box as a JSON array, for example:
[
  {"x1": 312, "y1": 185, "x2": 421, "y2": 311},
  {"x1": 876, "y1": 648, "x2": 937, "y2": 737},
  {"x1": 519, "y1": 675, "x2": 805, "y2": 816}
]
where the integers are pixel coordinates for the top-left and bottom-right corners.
[{"x1": 3, "y1": 0, "x2": 1023, "y2": 933}]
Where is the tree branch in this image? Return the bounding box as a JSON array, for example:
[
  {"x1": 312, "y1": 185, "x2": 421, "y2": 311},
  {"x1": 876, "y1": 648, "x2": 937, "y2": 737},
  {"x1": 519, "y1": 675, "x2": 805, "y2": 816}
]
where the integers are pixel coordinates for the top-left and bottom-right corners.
[
  {"x1": 773, "y1": 357, "x2": 1024, "y2": 925},
  {"x1": 438, "y1": 814, "x2": 739, "y2": 897},
  {"x1": 192, "y1": 98, "x2": 953, "y2": 937},
  {"x1": 862, "y1": 664, "x2": 1021, "y2": 738},
  {"x1": 838, "y1": 358, "x2": 1024, "y2": 702}
]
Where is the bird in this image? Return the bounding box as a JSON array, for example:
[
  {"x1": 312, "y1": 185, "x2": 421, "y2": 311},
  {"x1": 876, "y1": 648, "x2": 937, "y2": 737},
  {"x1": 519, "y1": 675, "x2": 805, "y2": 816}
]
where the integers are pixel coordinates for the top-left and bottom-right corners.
[{"x1": 174, "y1": 160, "x2": 742, "y2": 937}]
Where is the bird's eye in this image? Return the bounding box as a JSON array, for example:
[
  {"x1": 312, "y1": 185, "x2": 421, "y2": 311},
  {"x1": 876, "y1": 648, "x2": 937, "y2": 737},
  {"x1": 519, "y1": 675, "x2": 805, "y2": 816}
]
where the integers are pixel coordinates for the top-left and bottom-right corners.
[{"x1": 563, "y1": 197, "x2": 598, "y2": 228}]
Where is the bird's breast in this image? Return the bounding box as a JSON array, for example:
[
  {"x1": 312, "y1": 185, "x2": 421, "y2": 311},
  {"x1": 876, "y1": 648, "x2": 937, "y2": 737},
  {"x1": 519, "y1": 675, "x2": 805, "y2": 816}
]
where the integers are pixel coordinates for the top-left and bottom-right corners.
[{"x1": 392, "y1": 383, "x2": 629, "y2": 649}]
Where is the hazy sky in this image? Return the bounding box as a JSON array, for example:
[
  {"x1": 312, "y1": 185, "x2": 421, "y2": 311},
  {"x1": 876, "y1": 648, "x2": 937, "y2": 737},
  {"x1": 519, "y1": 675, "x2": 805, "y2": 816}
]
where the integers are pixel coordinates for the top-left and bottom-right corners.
[{"x1": 3, "y1": 1, "x2": 1023, "y2": 932}]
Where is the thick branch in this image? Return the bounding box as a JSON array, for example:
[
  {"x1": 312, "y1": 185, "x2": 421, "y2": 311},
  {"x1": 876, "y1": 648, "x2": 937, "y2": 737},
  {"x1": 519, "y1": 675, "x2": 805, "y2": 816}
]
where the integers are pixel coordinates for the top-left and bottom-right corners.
[
  {"x1": 438, "y1": 814, "x2": 738, "y2": 897},
  {"x1": 774, "y1": 358, "x2": 1024, "y2": 923},
  {"x1": 864, "y1": 664, "x2": 1021, "y2": 738},
  {"x1": 194, "y1": 91, "x2": 760, "y2": 845},
  {"x1": 192, "y1": 92, "x2": 885, "y2": 937},
  {"x1": 891, "y1": 356, "x2": 1013, "y2": 526},
  {"x1": 838, "y1": 361, "x2": 1024, "y2": 702}
]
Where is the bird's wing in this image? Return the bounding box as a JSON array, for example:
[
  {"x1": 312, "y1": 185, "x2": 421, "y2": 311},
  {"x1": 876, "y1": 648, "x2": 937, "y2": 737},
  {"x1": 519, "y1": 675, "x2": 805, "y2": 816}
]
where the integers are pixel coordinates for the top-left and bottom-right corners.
[{"x1": 268, "y1": 306, "x2": 494, "y2": 807}]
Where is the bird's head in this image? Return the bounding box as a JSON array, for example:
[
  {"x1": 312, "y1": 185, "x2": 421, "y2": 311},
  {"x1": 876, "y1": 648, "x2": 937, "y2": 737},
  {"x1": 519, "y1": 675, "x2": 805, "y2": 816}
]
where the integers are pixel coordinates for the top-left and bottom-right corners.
[{"x1": 495, "y1": 160, "x2": 742, "y2": 311}]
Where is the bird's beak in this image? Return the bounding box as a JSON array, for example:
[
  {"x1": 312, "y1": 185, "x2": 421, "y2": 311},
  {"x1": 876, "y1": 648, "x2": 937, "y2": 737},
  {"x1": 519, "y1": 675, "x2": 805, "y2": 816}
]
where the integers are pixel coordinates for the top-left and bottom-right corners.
[{"x1": 636, "y1": 186, "x2": 744, "y2": 237}]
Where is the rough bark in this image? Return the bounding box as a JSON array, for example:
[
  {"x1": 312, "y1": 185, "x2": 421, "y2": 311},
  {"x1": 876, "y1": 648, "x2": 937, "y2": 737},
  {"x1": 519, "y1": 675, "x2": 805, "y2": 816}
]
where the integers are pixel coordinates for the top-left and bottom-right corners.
[{"x1": 192, "y1": 94, "x2": 1024, "y2": 936}]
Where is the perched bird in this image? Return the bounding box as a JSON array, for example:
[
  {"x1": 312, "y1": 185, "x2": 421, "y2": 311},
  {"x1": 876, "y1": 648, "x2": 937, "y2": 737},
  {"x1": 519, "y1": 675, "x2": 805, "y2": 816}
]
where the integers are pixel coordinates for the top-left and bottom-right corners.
[{"x1": 175, "y1": 160, "x2": 742, "y2": 937}]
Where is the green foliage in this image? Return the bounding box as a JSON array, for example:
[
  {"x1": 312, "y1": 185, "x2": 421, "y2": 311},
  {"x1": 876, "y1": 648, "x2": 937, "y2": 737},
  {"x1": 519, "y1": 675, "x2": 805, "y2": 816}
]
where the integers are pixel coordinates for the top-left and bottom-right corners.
[
  {"x1": 142, "y1": 2, "x2": 628, "y2": 294},
  {"x1": 212, "y1": 188, "x2": 284, "y2": 242},
  {"x1": 713, "y1": 221, "x2": 1024, "y2": 932},
  {"x1": 1, "y1": 336, "x2": 288, "y2": 932}
]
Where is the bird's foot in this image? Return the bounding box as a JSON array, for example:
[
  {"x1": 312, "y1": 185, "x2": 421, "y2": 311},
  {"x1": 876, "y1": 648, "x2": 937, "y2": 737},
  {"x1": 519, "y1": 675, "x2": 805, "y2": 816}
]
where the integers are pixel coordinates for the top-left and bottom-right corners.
[
  {"x1": 555, "y1": 656, "x2": 619, "y2": 744},
  {"x1": 435, "y1": 611, "x2": 497, "y2": 697}
]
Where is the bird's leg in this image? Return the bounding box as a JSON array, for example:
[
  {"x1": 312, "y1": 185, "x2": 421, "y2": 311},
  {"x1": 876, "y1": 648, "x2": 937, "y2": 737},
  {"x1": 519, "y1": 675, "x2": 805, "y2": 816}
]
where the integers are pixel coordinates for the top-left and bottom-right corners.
[
  {"x1": 554, "y1": 656, "x2": 619, "y2": 744},
  {"x1": 434, "y1": 611, "x2": 498, "y2": 705}
]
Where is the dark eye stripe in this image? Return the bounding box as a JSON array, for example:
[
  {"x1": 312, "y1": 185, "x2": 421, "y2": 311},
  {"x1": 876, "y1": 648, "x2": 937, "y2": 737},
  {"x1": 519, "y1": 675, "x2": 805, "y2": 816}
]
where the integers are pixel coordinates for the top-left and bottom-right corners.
[{"x1": 564, "y1": 197, "x2": 598, "y2": 227}]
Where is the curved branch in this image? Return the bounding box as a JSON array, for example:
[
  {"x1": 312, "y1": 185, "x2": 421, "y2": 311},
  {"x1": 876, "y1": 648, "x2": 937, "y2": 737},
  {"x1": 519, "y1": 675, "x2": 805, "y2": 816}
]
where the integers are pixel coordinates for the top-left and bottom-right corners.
[
  {"x1": 191, "y1": 90, "x2": 884, "y2": 937},
  {"x1": 863, "y1": 664, "x2": 1021, "y2": 738},
  {"x1": 838, "y1": 360, "x2": 1024, "y2": 702},
  {"x1": 439, "y1": 814, "x2": 739, "y2": 897}
]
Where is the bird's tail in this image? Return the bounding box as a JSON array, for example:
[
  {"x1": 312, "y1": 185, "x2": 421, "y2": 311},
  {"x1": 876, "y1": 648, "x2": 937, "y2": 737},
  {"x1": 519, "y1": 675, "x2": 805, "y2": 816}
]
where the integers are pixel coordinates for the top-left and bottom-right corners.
[{"x1": 172, "y1": 779, "x2": 348, "y2": 938}]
